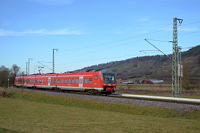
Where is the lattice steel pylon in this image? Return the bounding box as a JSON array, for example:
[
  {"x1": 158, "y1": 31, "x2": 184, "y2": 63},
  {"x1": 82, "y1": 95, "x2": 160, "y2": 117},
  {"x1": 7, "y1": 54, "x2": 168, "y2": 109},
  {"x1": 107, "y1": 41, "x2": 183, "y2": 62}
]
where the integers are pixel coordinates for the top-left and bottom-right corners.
[{"x1": 172, "y1": 17, "x2": 183, "y2": 97}]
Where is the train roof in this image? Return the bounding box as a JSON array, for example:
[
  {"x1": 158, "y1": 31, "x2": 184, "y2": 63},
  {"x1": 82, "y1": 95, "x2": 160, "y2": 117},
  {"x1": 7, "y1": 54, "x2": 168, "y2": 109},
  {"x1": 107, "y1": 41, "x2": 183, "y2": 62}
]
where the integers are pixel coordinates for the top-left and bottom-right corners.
[
  {"x1": 65, "y1": 69, "x2": 103, "y2": 73},
  {"x1": 16, "y1": 69, "x2": 114, "y2": 77}
]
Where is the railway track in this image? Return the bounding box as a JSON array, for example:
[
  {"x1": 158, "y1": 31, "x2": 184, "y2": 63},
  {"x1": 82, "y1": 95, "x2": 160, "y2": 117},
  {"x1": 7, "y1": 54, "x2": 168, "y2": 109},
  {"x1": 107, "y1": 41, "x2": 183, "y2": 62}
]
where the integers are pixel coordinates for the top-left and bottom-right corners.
[{"x1": 10, "y1": 87, "x2": 200, "y2": 111}]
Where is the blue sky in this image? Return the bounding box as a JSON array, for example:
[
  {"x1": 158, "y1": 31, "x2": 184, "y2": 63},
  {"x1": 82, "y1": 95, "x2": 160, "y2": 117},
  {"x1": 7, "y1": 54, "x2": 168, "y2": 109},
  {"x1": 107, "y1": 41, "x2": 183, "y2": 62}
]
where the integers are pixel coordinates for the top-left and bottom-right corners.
[{"x1": 1, "y1": 0, "x2": 200, "y2": 74}]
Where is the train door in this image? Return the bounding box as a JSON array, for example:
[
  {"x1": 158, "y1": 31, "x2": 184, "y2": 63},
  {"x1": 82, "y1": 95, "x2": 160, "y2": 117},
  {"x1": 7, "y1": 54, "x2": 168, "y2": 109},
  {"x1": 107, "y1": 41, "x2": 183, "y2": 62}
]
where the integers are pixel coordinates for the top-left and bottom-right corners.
[
  {"x1": 48, "y1": 77, "x2": 51, "y2": 86},
  {"x1": 24, "y1": 77, "x2": 27, "y2": 85},
  {"x1": 79, "y1": 76, "x2": 83, "y2": 88}
]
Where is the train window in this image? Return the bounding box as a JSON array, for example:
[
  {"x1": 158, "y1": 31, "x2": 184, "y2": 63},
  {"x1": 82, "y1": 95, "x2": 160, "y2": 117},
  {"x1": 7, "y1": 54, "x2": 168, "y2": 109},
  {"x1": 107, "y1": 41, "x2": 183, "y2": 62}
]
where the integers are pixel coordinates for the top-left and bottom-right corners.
[
  {"x1": 89, "y1": 78, "x2": 92, "y2": 84},
  {"x1": 94, "y1": 76, "x2": 98, "y2": 80},
  {"x1": 84, "y1": 78, "x2": 88, "y2": 84},
  {"x1": 72, "y1": 79, "x2": 74, "y2": 84},
  {"x1": 64, "y1": 79, "x2": 67, "y2": 84},
  {"x1": 68, "y1": 79, "x2": 70, "y2": 84},
  {"x1": 51, "y1": 79, "x2": 56, "y2": 83},
  {"x1": 76, "y1": 79, "x2": 79, "y2": 84},
  {"x1": 48, "y1": 79, "x2": 51, "y2": 83},
  {"x1": 103, "y1": 73, "x2": 115, "y2": 84},
  {"x1": 58, "y1": 79, "x2": 61, "y2": 84}
]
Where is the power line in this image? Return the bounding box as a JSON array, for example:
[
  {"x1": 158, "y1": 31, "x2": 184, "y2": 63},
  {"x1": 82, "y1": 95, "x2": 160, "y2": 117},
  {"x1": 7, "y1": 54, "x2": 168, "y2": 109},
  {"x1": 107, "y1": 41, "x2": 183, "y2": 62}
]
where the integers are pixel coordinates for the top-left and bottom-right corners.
[
  {"x1": 33, "y1": 20, "x2": 200, "y2": 71},
  {"x1": 181, "y1": 21, "x2": 200, "y2": 26},
  {"x1": 145, "y1": 38, "x2": 173, "y2": 42},
  {"x1": 144, "y1": 39, "x2": 171, "y2": 59},
  {"x1": 56, "y1": 39, "x2": 142, "y2": 61},
  {"x1": 57, "y1": 49, "x2": 171, "y2": 66},
  {"x1": 59, "y1": 27, "x2": 173, "y2": 53},
  {"x1": 38, "y1": 21, "x2": 200, "y2": 60}
]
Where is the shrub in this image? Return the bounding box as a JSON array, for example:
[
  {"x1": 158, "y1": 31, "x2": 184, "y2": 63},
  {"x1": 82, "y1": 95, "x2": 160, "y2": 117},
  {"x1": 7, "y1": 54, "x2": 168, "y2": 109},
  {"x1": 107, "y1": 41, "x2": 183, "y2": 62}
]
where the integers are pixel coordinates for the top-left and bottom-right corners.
[{"x1": 0, "y1": 89, "x2": 9, "y2": 97}]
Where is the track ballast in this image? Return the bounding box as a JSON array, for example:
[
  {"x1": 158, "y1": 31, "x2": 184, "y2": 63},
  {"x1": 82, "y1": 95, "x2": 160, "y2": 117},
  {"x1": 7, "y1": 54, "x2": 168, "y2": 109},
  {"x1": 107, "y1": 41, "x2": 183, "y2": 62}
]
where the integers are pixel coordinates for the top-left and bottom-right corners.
[{"x1": 11, "y1": 87, "x2": 200, "y2": 112}]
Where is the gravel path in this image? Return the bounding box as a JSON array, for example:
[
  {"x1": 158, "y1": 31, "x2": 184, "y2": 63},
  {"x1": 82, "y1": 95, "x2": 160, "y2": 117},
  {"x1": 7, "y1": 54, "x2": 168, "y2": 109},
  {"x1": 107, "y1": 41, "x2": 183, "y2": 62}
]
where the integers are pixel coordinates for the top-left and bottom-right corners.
[{"x1": 12, "y1": 88, "x2": 200, "y2": 112}]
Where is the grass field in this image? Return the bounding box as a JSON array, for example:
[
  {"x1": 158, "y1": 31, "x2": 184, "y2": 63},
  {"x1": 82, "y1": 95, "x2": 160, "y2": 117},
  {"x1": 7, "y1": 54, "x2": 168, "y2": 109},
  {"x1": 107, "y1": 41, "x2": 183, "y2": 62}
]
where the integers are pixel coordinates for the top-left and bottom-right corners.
[
  {"x1": 117, "y1": 84, "x2": 172, "y2": 90},
  {"x1": 0, "y1": 89, "x2": 200, "y2": 133},
  {"x1": 116, "y1": 84, "x2": 200, "y2": 99}
]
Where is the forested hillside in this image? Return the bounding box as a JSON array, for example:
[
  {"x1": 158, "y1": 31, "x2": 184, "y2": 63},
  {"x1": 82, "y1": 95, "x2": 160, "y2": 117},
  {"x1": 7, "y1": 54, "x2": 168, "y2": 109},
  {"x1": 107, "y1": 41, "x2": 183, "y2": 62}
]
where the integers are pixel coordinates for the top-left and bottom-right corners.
[{"x1": 78, "y1": 45, "x2": 200, "y2": 81}]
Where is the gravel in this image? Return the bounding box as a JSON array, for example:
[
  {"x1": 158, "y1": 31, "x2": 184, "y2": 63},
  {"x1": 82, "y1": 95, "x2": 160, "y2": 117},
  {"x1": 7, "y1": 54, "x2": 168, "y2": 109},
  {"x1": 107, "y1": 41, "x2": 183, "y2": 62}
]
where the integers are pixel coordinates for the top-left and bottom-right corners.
[{"x1": 12, "y1": 88, "x2": 200, "y2": 112}]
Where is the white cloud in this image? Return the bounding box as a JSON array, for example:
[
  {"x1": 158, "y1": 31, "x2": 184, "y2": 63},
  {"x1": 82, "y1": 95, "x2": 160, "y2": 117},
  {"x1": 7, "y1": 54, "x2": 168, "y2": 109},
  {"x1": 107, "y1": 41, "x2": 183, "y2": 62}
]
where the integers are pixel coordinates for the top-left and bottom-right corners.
[
  {"x1": 138, "y1": 18, "x2": 148, "y2": 22},
  {"x1": 0, "y1": 29, "x2": 84, "y2": 36},
  {"x1": 29, "y1": 0, "x2": 75, "y2": 6}
]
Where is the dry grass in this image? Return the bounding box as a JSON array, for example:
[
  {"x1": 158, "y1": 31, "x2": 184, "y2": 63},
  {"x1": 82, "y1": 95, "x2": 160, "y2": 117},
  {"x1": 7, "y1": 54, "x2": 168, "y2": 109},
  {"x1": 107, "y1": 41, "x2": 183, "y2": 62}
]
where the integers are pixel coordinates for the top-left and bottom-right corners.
[
  {"x1": 0, "y1": 88, "x2": 10, "y2": 98},
  {"x1": 116, "y1": 84, "x2": 200, "y2": 98}
]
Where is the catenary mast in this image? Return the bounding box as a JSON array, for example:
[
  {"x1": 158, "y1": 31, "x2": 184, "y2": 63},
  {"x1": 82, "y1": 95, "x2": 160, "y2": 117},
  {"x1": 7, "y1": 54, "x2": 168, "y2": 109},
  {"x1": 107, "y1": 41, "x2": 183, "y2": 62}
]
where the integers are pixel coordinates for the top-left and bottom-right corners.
[{"x1": 172, "y1": 17, "x2": 183, "y2": 97}]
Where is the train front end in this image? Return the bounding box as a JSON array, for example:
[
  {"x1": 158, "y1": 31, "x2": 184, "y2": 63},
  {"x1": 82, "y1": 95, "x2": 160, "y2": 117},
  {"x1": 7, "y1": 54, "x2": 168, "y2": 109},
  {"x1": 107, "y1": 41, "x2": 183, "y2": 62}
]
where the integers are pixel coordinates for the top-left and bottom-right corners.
[{"x1": 100, "y1": 70, "x2": 116, "y2": 94}]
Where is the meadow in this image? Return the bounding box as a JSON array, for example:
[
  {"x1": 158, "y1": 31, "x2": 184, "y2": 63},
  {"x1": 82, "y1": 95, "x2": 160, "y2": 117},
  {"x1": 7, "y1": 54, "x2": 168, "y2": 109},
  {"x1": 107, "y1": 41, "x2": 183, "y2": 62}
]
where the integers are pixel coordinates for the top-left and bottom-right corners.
[
  {"x1": 0, "y1": 89, "x2": 200, "y2": 133},
  {"x1": 116, "y1": 84, "x2": 200, "y2": 99}
]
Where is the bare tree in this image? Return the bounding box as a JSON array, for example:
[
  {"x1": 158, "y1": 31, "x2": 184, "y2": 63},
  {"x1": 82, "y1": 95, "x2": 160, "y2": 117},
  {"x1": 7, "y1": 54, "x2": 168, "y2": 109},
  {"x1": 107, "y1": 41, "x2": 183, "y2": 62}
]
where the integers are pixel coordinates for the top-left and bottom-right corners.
[
  {"x1": 0, "y1": 65, "x2": 9, "y2": 87},
  {"x1": 10, "y1": 64, "x2": 20, "y2": 86},
  {"x1": 0, "y1": 64, "x2": 20, "y2": 87}
]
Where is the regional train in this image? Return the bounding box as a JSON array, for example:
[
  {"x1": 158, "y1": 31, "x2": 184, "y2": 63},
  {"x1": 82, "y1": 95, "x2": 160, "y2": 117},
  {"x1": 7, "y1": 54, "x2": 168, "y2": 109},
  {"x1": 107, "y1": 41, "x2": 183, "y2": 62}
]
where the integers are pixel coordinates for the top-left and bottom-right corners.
[{"x1": 14, "y1": 69, "x2": 116, "y2": 95}]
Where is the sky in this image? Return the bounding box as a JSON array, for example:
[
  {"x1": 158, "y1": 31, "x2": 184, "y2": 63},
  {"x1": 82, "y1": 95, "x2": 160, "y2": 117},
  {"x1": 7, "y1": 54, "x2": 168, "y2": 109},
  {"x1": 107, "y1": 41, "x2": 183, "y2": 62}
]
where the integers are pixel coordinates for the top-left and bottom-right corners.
[{"x1": 1, "y1": 0, "x2": 200, "y2": 74}]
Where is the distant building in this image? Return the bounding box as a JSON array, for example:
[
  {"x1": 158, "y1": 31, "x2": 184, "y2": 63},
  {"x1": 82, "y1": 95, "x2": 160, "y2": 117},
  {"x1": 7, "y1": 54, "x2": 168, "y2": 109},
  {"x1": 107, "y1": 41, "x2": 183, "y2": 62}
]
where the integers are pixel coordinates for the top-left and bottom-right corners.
[
  {"x1": 118, "y1": 79, "x2": 164, "y2": 84},
  {"x1": 141, "y1": 79, "x2": 153, "y2": 84},
  {"x1": 150, "y1": 79, "x2": 164, "y2": 84}
]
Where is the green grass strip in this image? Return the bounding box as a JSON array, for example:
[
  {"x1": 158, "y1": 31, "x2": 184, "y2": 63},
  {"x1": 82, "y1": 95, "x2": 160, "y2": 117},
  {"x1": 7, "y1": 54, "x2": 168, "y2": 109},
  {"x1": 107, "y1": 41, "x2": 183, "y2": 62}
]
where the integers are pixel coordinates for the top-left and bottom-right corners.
[
  {"x1": 6, "y1": 90, "x2": 200, "y2": 119},
  {"x1": 0, "y1": 127, "x2": 26, "y2": 133}
]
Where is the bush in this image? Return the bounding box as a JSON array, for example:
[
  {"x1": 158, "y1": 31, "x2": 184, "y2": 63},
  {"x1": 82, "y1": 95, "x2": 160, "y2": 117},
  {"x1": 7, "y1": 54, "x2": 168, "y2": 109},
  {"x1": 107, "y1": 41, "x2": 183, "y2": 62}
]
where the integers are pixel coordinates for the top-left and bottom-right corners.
[{"x1": 0, "y1": 89, "x2": 9, "y2": 97}]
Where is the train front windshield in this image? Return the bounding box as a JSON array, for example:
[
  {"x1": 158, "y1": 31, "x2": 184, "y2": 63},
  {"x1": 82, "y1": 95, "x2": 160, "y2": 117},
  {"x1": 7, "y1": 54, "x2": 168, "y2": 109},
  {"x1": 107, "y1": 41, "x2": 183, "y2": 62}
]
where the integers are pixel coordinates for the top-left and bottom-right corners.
[{"x1": 103, "y1": 73, "x2": 116, "y2": 84}]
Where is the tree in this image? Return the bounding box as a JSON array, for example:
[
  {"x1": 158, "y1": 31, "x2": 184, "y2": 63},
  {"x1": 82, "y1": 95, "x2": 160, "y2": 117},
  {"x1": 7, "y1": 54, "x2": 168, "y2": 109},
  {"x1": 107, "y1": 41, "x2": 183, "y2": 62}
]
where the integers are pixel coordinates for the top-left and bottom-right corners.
[
  {"x1": 0, "y1": 64, "x2": 20, "y2": 87},
  {"x1": 0, "y1": 65, "x2": 10, "y2": 87},
  {"x1": 11, "y1": 64, "x2": 20, "y2": 76},
  {"x1": 9, "y1": 64, "x2": 20, "y2": 86}
]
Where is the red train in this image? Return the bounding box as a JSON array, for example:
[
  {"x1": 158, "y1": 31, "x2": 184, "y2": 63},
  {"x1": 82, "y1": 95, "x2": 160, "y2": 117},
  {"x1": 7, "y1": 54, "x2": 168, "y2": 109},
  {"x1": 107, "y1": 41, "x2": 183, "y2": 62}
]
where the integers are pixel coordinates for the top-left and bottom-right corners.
[{"x1": 14, "y1": 69, "x2": 116, "y2": 94}]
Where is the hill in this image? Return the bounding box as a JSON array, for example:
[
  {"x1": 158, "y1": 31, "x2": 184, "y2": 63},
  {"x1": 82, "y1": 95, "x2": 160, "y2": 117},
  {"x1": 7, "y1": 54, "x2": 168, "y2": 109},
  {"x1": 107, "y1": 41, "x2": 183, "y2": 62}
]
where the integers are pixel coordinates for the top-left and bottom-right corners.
[{"x1": 77, "y1": 45, "x2": 200, "y2": 81}]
